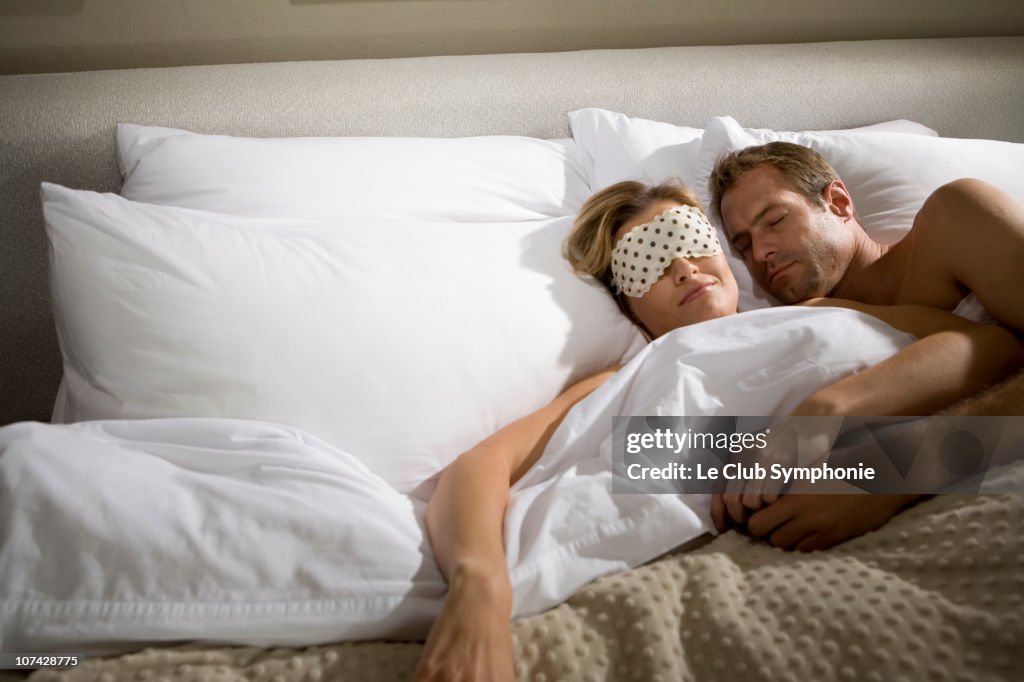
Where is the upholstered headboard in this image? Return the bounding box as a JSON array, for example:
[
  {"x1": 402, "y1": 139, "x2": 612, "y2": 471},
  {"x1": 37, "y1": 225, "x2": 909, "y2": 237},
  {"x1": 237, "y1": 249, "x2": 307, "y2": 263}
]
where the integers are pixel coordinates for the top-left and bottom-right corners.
[{"x1": 2, "y1": 36, "x2": 1023, "y2": 424}]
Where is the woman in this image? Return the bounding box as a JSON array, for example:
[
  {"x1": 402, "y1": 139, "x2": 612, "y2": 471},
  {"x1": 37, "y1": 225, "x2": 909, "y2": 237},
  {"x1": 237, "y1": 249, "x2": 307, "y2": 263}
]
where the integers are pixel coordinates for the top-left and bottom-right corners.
[{"x1": 413, "y1": 180, "x2": 1022, "y2": 681}]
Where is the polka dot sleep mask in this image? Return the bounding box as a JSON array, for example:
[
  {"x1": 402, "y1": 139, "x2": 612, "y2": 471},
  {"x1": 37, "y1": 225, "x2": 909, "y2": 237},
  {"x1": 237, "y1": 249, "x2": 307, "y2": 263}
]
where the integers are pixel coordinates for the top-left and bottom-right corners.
[{"x1": 610, "y1": 205, "x2": 722, "y2": 297}]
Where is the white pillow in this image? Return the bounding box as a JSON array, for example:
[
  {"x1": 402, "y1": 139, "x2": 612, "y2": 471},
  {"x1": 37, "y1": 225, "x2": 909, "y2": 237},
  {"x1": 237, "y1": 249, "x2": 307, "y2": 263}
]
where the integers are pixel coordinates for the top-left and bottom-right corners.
[
  {"x1": 568, "y1": 109, "x2": 938, "y2": 311},
  {"x1": 567, "y1": 108, "x2": 704, "y2": 192},
  {"x1": 117, "y1": 123, "x2": 591, "y2": 222},
  {"x1": 695, "y1": 116, "x2": 1024, "y2": 309},
  {"x1": 43, "y1": 183, "x2": 642, "y2": 494},
  {"x1": 568, "y1": 107, "x2": 936, "y2": 195}
]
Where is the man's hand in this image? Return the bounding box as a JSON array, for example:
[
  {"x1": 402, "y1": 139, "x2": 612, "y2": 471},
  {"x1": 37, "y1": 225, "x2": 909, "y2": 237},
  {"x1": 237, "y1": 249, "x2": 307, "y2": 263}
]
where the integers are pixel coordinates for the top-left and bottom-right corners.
[{"x1": 743, "y1": 481, "x2": 923, "y2": 552}]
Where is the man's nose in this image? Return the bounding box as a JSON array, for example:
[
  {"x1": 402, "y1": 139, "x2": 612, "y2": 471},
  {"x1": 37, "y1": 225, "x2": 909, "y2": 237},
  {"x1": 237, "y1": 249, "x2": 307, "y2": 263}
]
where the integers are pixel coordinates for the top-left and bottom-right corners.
[{"x1": 751, "y1": 236, "x2": 776, "y2": 263}]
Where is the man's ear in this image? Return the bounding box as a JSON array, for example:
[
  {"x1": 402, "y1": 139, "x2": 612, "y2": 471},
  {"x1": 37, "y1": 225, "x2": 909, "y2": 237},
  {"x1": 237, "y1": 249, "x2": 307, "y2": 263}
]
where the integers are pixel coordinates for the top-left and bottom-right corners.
[{"x1": 822, "y1": 180, "x2": 855, "y2": 220}]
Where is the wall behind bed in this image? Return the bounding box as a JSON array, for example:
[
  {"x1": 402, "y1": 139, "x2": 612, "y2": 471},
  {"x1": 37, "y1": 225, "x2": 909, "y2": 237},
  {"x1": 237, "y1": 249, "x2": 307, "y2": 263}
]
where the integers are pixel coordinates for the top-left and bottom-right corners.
[{"x1": 1, "y1": 0, "x2": 1024, "y2": 74}]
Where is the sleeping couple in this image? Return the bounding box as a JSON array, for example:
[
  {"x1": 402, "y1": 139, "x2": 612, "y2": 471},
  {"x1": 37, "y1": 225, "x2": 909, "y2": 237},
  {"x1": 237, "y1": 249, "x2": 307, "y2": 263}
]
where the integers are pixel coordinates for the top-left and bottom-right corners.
[{"x1": 414, "y1": 142, "x2": 1024, "y2": 680}]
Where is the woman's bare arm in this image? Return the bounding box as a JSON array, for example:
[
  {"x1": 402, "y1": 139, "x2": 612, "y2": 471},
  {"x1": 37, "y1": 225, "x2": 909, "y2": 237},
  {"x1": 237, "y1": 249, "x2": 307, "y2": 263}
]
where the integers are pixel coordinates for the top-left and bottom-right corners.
[{"x1": 414, "y1": 368, "x2": 618, "y2": 681}]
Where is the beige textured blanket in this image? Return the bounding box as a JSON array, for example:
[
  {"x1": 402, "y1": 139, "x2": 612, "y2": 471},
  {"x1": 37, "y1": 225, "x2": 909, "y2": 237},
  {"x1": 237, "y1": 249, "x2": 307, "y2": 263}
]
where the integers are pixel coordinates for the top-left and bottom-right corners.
[{"x1": 19, "y1": 488, "x2": 1024, "y2": 682}]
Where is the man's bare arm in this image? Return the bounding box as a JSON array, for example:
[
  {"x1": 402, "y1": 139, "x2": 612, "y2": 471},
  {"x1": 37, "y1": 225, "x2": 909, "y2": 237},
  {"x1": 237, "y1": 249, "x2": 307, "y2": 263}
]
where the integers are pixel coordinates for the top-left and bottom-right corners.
[
  {"x1": 944, "y1": 368, "x2": 1024, "y2": 416},
  {"x1": 795, "y1": 299, "x2": 1024, "y2": 416}
]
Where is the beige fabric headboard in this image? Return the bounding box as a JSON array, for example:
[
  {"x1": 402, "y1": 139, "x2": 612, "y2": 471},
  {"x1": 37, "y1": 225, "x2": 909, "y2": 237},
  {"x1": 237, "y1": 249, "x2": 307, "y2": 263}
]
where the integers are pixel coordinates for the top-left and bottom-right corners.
[{"x1": 2, "y1": 36, "x2": 1023, "y2": 424}]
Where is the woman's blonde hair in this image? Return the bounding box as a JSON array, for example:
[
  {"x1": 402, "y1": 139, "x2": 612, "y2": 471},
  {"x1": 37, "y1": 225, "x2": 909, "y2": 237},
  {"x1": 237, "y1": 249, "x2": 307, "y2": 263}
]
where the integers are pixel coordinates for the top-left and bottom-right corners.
[{"x1": 564, "y1": 179, "x2": 703, "y2": 303}]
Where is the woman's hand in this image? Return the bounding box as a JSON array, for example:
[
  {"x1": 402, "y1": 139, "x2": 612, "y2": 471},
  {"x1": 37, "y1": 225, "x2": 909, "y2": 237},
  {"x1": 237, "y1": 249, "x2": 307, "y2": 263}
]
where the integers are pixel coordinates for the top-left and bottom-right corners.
[{"x1": 414, "y1": 568, "x2": 515, "y2": 682}]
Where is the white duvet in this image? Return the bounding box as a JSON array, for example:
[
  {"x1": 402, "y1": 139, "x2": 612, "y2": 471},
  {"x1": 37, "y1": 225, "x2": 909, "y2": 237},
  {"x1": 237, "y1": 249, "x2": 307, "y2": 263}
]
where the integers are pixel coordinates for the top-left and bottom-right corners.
[{"x1": 0, "y1": 307, "x2": 911, "y2": 654}]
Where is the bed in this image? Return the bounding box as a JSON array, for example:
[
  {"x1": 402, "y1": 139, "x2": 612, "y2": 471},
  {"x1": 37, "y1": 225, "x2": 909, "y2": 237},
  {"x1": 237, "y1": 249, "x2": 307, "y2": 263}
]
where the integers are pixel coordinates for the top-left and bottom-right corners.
[{"x1": 2, "y1": 37, "x2": 1023, "y2": 681}]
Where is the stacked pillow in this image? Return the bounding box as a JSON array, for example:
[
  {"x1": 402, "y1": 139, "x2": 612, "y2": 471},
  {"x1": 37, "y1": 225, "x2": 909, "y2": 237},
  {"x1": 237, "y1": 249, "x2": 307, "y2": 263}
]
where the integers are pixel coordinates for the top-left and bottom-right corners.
[
  {"x1": 568, "y1": 108, "x2": 1024, "y2": 312},
  {"x1": 567, "y1": 108, "x2": 704, "y2": 195},
  {"x1": 46, "y1": 125, "x2": 644, "y2": 494},
  {"x1": 566, "y1": 107, "x2": 938, "y2": 199},
  {"x1": 116, "y1": 124, "x2": 592, "y2": 222}
]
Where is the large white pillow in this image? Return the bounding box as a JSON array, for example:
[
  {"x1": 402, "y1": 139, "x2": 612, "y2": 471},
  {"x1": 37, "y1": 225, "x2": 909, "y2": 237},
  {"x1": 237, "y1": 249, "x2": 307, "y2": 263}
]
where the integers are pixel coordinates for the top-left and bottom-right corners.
[
  {"x1": 43, "y1": 183, "x2": 642, "y2": 494},
  {"x1": 695, "y1": 116, "x2": 1024, "y2": 309},
  {"x1": 117, "y1": 124, "x2": 591, "y2": 222},
  {"x1": 568, "y1": 109, "x2": 939, "y2": 311}
]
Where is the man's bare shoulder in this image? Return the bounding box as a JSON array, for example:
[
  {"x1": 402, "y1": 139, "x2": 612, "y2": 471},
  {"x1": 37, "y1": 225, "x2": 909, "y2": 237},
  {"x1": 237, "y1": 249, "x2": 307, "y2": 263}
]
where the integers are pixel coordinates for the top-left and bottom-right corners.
[
  {"x1": 892, "y1": 179, "x2": 1024, "y2": 311},
  {"x1": 912, "y1": 179, "x2": 1022, "y2": 246}
]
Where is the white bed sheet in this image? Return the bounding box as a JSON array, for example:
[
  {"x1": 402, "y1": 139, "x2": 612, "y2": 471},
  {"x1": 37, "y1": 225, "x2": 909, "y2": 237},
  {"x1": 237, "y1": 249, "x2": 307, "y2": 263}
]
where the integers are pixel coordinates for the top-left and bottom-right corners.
[{"x1": 0, "y1": 307, "x2": 912, "y2": 654}]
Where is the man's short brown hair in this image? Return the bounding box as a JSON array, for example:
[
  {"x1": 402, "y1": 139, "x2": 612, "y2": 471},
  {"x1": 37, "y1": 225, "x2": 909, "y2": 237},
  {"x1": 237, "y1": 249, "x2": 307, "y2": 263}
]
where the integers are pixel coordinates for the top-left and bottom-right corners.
[{"x1": 709, "y1": 142, "x2": 842, "y2": 223}]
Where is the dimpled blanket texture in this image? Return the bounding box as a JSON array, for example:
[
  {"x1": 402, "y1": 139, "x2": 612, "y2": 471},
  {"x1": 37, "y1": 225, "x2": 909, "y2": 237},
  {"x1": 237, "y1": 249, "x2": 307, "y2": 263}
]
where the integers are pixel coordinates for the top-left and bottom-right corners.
[{"x1": 21, "y1": 487, "x2": 1024, "y2": 682}]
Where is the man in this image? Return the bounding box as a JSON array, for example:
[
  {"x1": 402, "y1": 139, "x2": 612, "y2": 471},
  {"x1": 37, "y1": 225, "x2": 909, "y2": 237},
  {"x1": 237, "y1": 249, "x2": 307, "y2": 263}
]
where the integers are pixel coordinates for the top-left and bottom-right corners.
[
  {"x1": 707, "y1": 142, "x2": 1024, "y2": 547},
  {"x1": 711, "y1": 142, "x2": 1024, "y2": 411}
]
